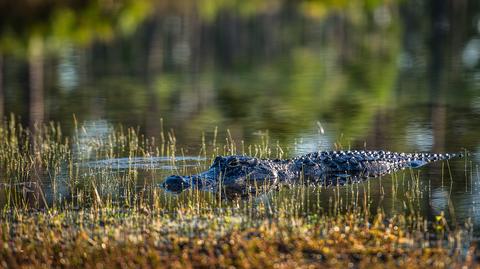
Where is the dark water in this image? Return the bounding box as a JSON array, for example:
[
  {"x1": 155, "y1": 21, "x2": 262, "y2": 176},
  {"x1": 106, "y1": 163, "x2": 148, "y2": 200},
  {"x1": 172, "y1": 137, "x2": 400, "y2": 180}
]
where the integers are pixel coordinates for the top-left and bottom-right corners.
[{"x1": 1, "y1": 1, "x2": 480, "y2": 233}]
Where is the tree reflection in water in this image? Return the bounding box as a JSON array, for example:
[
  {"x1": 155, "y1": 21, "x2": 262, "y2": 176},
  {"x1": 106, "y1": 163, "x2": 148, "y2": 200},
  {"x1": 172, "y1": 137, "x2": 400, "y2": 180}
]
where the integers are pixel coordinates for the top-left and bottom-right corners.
[{"x1": 0, "y1": 0, "x2": 479, "y2": 231}]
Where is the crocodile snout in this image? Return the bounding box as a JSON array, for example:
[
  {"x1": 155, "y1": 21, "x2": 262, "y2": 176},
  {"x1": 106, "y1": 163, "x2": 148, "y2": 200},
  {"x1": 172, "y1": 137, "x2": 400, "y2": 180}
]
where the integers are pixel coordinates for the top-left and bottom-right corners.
[{"x1": 162, "y1": 175, "x2": 190, "y2": 192}]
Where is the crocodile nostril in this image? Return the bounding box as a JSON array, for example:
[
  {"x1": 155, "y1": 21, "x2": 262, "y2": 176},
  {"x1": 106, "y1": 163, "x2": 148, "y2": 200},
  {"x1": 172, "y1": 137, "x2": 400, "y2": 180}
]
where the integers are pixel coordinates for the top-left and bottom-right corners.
[{"x1": 162, "y1": 175, "x2": 190, "y2": 193}]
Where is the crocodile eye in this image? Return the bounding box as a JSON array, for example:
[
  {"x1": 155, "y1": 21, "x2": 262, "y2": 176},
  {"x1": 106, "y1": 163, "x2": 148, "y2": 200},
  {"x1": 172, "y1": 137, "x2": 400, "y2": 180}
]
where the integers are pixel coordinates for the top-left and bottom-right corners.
[{"x1": 228, "y1": 158, "x2": 240, "y2": 167}]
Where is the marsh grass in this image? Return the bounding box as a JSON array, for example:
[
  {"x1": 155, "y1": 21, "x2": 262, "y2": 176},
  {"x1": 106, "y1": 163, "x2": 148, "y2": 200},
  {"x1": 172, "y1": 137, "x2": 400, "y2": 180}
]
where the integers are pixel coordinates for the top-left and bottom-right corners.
[{"x1": 0, "y1": 116, "x2": 478, "y2": 268}]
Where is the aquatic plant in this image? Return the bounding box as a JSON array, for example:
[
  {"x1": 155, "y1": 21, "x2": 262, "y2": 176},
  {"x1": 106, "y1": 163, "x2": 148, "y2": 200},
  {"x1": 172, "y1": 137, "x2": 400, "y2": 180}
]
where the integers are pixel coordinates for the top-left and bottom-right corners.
[{"x1": 0, "y1": 116, "x2": 478, "y2": 268}]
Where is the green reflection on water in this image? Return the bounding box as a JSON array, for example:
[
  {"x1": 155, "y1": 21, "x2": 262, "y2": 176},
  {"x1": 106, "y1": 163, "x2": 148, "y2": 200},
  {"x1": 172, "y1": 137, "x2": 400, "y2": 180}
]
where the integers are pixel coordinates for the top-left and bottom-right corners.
[
  {"x1": 0, "y1": 0, "x2": 408, "y2": 143},
  {"x1": 0, "y1": 0, "x2": 479, "y2": 233}
]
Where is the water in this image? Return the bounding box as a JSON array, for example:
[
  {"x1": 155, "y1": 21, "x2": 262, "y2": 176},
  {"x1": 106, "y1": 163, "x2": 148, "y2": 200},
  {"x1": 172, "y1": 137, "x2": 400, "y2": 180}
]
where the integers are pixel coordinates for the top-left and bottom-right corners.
[{"x1": 1, "y1": 1, "x2": 480, "y2": 234}]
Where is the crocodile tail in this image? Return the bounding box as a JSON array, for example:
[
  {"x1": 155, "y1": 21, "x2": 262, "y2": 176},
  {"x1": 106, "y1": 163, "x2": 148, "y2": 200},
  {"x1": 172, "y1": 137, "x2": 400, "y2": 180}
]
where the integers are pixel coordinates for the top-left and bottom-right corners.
[{"x1": 407, "y1": 152, "x2": 460, "y2": 168}]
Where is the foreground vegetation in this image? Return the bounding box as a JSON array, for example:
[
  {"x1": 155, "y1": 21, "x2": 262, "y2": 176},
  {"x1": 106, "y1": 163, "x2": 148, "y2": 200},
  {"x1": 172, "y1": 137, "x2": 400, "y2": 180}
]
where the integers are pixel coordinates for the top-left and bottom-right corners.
[
  {"x1": 1, "y1": 208, "x2": 477, "y2": 268},
  {"x1": 0, "y1": 117, "x2": 478, "y2": 268}
]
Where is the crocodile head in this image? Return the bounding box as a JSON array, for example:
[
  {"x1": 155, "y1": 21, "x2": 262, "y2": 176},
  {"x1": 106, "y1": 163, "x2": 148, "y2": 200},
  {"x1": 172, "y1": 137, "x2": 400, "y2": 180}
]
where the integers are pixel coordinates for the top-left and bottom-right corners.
[{"x1": 162, "y1": 155, "x2": 280, "y2": 196}]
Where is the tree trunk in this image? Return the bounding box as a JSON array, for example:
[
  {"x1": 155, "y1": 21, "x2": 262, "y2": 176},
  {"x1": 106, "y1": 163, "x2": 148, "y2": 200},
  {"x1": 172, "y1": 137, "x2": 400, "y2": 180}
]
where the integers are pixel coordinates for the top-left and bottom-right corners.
[
  {"x1": 0, "y1": 54, "x2": 3, "y2": 119},
  {"x1": 29, "y1": 38, "x2": 44, "y2": 130}
]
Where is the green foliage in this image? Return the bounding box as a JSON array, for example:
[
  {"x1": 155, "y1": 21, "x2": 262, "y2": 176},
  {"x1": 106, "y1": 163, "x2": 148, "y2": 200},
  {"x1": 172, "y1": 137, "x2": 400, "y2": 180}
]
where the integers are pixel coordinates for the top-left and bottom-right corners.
[{"x1": 0, "y1": 0, "x2": 152, "y2": 57}]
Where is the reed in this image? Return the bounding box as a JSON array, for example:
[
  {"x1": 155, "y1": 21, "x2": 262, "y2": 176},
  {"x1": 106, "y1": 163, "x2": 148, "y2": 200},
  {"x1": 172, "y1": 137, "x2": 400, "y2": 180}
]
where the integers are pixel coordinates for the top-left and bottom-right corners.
[{"x1": 0, "y1": 116, "x2": 477, "y2": 268}]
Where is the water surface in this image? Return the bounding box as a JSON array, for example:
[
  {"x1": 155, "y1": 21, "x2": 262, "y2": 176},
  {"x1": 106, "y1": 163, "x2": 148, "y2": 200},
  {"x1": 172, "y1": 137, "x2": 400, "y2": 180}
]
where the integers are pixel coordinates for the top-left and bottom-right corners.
[{"x1": 0, "y1": 0, "x2": 480, "y2": 235}]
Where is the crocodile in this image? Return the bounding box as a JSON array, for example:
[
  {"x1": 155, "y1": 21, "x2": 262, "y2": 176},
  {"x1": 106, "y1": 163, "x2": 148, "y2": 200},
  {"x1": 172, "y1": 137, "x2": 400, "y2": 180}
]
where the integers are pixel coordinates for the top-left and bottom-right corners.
[{"x1": 162, "y1": 150, "x2": 459, "y2": 197}]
